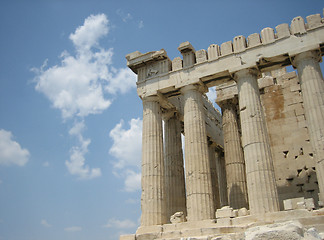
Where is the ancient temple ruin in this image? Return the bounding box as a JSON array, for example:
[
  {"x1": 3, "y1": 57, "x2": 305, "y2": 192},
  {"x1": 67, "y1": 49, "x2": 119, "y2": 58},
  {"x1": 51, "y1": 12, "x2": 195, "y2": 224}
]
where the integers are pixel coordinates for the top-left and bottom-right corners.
[{"x1": 121, "y1": 10, "x2": 324, "y2": 240}]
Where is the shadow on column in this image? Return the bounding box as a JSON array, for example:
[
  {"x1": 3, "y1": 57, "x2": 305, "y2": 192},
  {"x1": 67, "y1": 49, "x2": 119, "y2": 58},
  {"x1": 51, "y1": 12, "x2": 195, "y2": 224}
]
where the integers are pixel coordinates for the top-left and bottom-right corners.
[{"x1": 228, "y1": 184, "x2": 249, "y2": 210}]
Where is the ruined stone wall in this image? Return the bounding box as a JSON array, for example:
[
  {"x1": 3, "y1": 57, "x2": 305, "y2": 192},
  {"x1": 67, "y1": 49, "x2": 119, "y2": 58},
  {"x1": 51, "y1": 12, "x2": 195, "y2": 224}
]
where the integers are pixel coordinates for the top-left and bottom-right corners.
[{"x1": 260, "y1": 70, "x2": 319, "y2": 209}]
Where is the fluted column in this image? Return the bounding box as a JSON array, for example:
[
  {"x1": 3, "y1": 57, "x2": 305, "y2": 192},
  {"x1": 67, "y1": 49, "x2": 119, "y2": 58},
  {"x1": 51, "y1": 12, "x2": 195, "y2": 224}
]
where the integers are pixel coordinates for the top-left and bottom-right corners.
[
  {"x1": 293, "y1": 51, "x2": 324, "y2": 201},
  {"x1": 164, "y1": 111, "x2": 187, "y2": 221},
  {"x1": 220, "y1": 99, "x2": 249, "y2": 209},
  {"x1": 141, "y1": 96, "x2": 167, "y2": 226},
  {"x1": 215, "y1": 151, "x2": 228, "y2": 207},
  {"x1": 235, "y1": 69, "x2": 279, "y2": 215},
  {"x1": 208, "y1": 143, "x2": 221, "y2": 210},
  {"x1": 181, "y1": 85, "x2": 215, "y2": 221}
]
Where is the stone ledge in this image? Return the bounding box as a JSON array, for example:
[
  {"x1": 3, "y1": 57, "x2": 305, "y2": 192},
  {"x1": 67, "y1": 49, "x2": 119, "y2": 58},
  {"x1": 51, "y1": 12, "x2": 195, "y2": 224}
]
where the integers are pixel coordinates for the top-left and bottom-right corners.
[{"x1": 132, "y1": 209, "x2": 324, "y2": 240}]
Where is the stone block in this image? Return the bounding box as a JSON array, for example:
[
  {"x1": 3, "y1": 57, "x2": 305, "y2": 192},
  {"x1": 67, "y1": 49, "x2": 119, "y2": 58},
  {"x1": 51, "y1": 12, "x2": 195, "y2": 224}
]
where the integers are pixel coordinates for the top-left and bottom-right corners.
[
  {"x1": 238, "y1": 208, "x2": 249, "y2": 217},
  {"x1": 196, "y1": 49, "x2": 208, "y2": 64},
  {"x1": 170, "y1": 211, "x2": 186, "y2": 224},
  {"x1": 216, "y1": 206, "x2": 235, "y2": 218},
  {"x1": 258, "y1": 76, "x2": 274, "y2": 89},
  {"x1": 261, "y1": 27, "x2": 275, "y2": 44},
  {"x1": 220, "y1": 41, "x2": 233, "y2": 56},
  {"x1": 247, "y1": 33, "x2": 261, "y2": 48},
  {"x1": 136, "y1": 232, "x2": 162, "y2": 240},
  {"x1": 271, "y1": 67, "x2": 287, "y2": 78},
  {"x1": 180, "y1": 228, "x2": 203, "y2": 238},
  {"x1": 296, "y1": 201, "x2": 306, "y2": 209},
  {"x1": 208, "y1": 44, "x2": 220, "y2": 61},
  {"x1": 304, "y1": 227, "x2": 322, "y2": 240},
  {"x1": 120, "y1": 234, "x2": 135, "y2": 240},
  {"x1": 216, "y1": 217, "x2": 232, "y2": 226},
  {"x1": 305, "y1": 198, "x2": 315, "y2": 210},
  {"x1": 136, "y1": 225, "x2": 163, "y2": 235},
  {"x1": 244, "y1": 220, "x2": 305, "y2": 240},
  {"x1": 290, "y1": 84, "x2": 301, "y2": 92},
  {"x1": 182, "y1": 51, "x2": 196, "y2": 67},
  {"x1": 160, "y1": 230, "x2": 181, "y2": 239},
  {"x1": 291, "y1": 16, "x2": 306, "y2": 35},
  {"x1": 172, "y1": 57, "x2": 182, "y2": 71},
  {"x1": 276, "y1": 23, "x2": 290, "y2": 39},
  {"x1": 306, "y1": 14, "x2": 322, "y2": 29},
  {"x1": 283, "y1": 197, "x2": 305, "y2": 210},
  {"x1": 233, "y1": 35, "x2": 247, "y2": 53}
]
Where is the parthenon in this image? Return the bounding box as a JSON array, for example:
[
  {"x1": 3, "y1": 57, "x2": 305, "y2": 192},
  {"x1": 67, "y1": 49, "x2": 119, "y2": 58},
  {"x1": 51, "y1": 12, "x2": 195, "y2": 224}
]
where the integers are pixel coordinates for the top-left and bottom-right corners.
[{"x1": 122, "y1": 10, "x2": 324, "y2": 240}]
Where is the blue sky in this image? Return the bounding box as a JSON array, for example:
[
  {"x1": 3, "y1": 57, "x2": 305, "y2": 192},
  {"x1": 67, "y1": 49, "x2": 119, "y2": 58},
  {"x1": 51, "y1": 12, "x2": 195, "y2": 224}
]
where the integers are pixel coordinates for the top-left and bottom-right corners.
[{"x1": 0, "y1": 1, "x2": 323, "y2": 240}]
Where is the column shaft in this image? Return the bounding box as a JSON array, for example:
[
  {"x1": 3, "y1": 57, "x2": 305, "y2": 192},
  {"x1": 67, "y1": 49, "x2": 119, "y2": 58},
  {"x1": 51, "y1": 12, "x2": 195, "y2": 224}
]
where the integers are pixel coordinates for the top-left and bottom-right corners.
[
  {"x1": 141, "y1": 97, "x2": 167, "y2": 226},
  {"x1": 208, "y1": 145, "x2": 221, "y2": 210},
  {"x1": 294, "y1": 51, "x2": 324, "y2": 201},
  {"x1": 222, "y1": 101, "x2": 249, "y2": 209},
  {"x1": 182, "y1": 85, "x2": 215, "y2": 221},
  {"x1": 215, "y1": 151, "x2": 228, "y2": 207},
  {"x1": 164, "y1": 113, "x2": 187, "y2": 221},
  {"x1": 236, "y1": 69, "x2": 279, "y2": 215}
]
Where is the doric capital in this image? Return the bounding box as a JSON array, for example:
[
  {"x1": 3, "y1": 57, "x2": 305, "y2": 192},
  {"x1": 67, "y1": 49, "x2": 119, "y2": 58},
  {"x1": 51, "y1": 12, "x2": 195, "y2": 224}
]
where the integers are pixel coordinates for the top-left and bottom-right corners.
[
  {"x1": 142, "y1": 95, "x2": 159, "y2": 103},
  {"x1": 291, "y1": 50, "x2": 321, "y2": 68},
  {"x1": 162, "y1": 108, "x2": 178, "y2": 121},
  {"x1": 178, "y1": 41, "x2": 195, "y2": 53},
  {"x1": 217, "y1": 97, "x2": 238, "y2": 110},
  {"x1": 233, "y1": 68, "x2": 260, "y2": 82},
  {"x1": 180, "y1": 84, "x2": 207, "y2": 95}
]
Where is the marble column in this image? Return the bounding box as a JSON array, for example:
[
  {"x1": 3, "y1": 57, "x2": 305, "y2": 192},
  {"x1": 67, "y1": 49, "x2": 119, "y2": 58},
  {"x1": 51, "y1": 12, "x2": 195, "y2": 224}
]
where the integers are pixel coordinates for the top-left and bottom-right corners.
[
  {"x1": 141, "y1": 96, "x2": 167, "y2": 226},
  {"x1": 215, "y1": 150, "x2": 228, "y2": 207},
  {"x1": 220, "y1": 99, "x2": 249, "y2": 209},
  {"x1": 293, "y1": 51, "x2": 324, "y2": 202},
  {"x1": 164, "y1": 111, "x2": 187, "y2": 221},
  {"x1": 235, "y1": 69, "x2": 279, "y2": 215},
  {"x1": 181, "y1": 85, "x2": 215, "y2": 221},
  {"x1": 208, "y1": 143, "x2": 221, "y2": 210}
]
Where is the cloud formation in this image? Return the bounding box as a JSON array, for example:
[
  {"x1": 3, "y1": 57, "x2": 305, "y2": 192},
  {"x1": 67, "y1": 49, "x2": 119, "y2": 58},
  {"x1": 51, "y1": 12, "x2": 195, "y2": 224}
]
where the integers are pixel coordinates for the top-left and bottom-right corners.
[
  {"x1": 40, "y1": 219, "x2": 52, "y2": 228},
  {"x1": 32, "y1": 14, "x2": 136, "y2": 180},
  {"x1": 109, "y1": 118, "x2": 142, "y2": 169},
  {"x1": 116, "y1": 9, "x2": 133, "y2": 23},
  {"x1": 109, "y1": 118, "x2": 142, "y2": 192},
  {"x1": 33, "y1": 14, "x2": 136, "y2": 120},
  {"x1": 0, "y1": 129, "x2": 29, "y2": 166},
  {"x1": 66, "y1": 121, "x2": 101, "y2": 180}
]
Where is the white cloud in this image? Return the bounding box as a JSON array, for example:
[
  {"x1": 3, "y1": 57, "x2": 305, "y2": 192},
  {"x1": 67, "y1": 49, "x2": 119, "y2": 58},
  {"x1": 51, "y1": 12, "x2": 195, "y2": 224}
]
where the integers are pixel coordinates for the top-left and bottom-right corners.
[
  {"x1": 116, "y1": 9, "x2": 133, "y2": 23},
  {"x1": 109, "y1": 118, "x2": 142, "y2": 169},
  {"x1": 109, "y1": 118, "x2": 142, "y2": 192},
  {"x1": 0, "y1": 129, "x2": 29, "y2": 166},
  {"x1": 32, "y1": 13, "x2": 136, "y2": 120},
  {"x1": 42, "y1": 161, "x2": 50, "y2": 167},
  {"x1": 32, "y1": 13, "x2": 137, "y2": 180},
  {"x1": 123, "y1": 170, "x2": 141, "y2": 192},
  {"x1": 103, "y1": 218, "x2": 136, "y2": 229},
  {"x1": 41, "y1": 219, "x2": 52, "y2": 228},
  {"x1": 138, "y1": 20, "x2": 144, "y2": 29},
  {"x1": 64, "y1": 226, "x2": 82, "y2": 232},
  {"x1": 69, "y1": 14, "x2": 109, "y2": 51},
  {"x1": 105, "y1": 67, "x2": 136, "y2": 95},
  {"x1": 206, "y1": 86, "x2": 216, "y2": 103},
  {"x1": 65, "y1": 121, "x2": 101, "y2": 180}
]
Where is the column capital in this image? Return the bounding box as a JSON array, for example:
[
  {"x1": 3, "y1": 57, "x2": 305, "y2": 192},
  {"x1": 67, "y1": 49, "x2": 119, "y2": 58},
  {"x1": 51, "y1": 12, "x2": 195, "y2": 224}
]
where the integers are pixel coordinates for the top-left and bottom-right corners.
[
  {"x1": 162, "y1": 108, "x2": 177, "y2": 121},
  {"x1": 180, "y1": 84, "x2": 207, "y2": 95},
  {"x1": 233, "y1": 68, "x2": 260, "y2": 82},
  {"x1": 218, "y1": 97, "x2": 238, "y2": 109},
  {"x1": 292, "y1": 50, "x2": 321, "y2": 68},
  {"x1": 142, "y1": 95, "x2": 159, "y2": 103}
]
